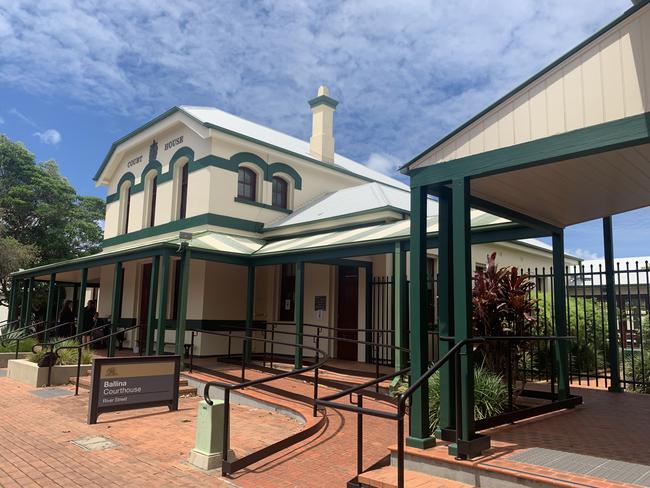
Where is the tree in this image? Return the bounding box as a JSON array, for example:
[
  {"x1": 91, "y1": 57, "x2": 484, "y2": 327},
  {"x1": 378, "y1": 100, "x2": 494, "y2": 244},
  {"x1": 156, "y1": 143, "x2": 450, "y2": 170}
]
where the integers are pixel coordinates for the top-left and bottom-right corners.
[{"x1": 0, "y1": 135, "x2": 105, "y2": 307}]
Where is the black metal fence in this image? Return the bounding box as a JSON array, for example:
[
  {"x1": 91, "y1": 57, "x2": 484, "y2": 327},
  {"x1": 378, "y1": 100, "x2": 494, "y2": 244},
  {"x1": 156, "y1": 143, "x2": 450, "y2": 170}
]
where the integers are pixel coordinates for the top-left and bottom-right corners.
[{"x1": 370, "y1": 260, "x2": 650, "y2": 393}]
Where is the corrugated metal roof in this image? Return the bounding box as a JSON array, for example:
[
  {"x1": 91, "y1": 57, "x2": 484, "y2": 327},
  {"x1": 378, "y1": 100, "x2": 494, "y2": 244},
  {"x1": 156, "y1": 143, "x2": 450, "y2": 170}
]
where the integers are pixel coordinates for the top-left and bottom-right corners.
[
  {"x1": 180, "y1": 105, "x2": 408, "y2": 191},
  {"x1": 266, "y1": 182, "x2": 438, "y2": 229}
]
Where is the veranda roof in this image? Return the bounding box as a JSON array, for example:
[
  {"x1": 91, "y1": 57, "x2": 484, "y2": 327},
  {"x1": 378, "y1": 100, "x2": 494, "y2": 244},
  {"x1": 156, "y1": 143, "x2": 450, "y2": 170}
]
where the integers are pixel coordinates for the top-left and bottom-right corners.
[{"x1": 405, "y1": 1, "x2": 650, "y2": 229}]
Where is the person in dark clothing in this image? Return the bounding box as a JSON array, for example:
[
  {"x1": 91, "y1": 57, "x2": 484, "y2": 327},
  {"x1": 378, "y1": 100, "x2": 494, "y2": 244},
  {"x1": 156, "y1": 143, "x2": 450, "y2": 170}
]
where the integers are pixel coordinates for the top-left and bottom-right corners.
[
  {"x1": 82, "y1": 300, "x2": 98, "y2": 344},
  {"x1": 58, "y1": 300, "x2": 76, "y2": 337}
]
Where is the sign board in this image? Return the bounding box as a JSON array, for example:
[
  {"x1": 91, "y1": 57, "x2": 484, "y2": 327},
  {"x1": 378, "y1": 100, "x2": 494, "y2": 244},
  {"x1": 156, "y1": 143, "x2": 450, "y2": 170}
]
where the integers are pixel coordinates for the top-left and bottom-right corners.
[
  {"x1": 88, "y1": 355, "x2": 180, "y2": 424},
  {"x1": 314, "y1": 296, "x2": 327, "y2": 311}
]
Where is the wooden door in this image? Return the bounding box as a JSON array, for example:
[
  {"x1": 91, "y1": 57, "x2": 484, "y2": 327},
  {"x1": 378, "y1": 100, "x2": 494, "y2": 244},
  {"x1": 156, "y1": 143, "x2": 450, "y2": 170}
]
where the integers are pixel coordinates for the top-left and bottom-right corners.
[{"x1": 337, "y1": 266, "x2": 359, "y2": 361}]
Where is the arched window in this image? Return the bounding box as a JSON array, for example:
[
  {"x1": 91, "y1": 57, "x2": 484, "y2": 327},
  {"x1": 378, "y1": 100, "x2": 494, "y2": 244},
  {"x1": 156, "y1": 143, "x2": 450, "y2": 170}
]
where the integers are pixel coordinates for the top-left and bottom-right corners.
[
  {"x1": 120, "y1": 183, "x2": 132, "y2": 235},
  {"x1": 238, "y1": 167, "x2": 257, "y2": 201},
  {"x1": 272, "y1": 176, "x2": 288, "y2": 209},
  {"x1": 179, "y1": 163, "x2": 189, "y2": 219},
  {"x1": 145, "y1": 173, "x2": 158, "y2": 227}
]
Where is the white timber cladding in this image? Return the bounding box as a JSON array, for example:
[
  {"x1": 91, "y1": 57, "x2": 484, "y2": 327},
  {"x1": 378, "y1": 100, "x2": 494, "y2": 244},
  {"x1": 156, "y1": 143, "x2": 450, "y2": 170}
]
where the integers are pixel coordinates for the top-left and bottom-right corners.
[{"x1": 411, "y1": 5, "x2": 650, "y2": 169}]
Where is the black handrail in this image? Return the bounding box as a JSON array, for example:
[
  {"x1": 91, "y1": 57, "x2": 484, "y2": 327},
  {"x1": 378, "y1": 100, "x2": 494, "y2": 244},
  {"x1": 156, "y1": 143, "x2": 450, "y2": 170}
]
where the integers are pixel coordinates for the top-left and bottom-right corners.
[
  {"x1": 0, "y1": 321, "x2": 69, "y2": 359},
  {"x1": 52, "y1": 324, "x2": 139, "y2": 393},
  {"x1": 0, "y1": 319, "x2": 33, "y2": 339},
  {"x1": 200, "y1": 327, "x2": 331, "y2": 477},
  {"x1": 315, "y1": 335, "x2": 573, "y2": 488},
  {"x1": 31, "y1": 323, "x2": 110, "y2": 353}
]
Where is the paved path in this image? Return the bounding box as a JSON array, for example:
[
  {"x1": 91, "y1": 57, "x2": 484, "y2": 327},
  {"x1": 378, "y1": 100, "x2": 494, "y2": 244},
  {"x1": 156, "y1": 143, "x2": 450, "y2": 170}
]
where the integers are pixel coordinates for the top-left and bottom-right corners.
[{"x1": 0, "y1": 374, "x2": 300, "y2": 488}]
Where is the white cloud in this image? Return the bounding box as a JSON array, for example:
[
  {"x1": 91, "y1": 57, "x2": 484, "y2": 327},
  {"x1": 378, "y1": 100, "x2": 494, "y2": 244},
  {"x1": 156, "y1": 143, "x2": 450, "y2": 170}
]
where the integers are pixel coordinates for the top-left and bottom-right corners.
[
  {"x1": 9, "y1": 108, "x2": 37, "y2": 127},
  {"x1": 0, "y1": 0, "x2": 630, "y2": 166},
  {"x1": 365, "y1": 153, "x2": 401, "y2": 176},
  {"x1": 33, "y1": 129, "x2": 62, "y2": 145},
  {"x1": 571, "y1": 248, "x2": 602, "y2": 260}
]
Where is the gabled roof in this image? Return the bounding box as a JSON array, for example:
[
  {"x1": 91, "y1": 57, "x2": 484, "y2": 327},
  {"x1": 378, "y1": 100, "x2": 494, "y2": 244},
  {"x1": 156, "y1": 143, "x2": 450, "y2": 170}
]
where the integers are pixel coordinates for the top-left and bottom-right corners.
[
  {"x1": 265, "y1": 182, "x2": 437, "y2": 230},
  {"x1": 94, "y1": 105, "x2": 408, "y2": 191},
  {"x1": 401, "y1": 0, "x2": 650, "y2": 172}
]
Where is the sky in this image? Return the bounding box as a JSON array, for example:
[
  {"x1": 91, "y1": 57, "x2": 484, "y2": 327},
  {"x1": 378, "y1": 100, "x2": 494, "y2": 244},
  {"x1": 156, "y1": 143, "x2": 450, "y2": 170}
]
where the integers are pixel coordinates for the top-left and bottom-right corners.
[{"x1": 0, "y1": 0, "x2": 647, "y2": 259}]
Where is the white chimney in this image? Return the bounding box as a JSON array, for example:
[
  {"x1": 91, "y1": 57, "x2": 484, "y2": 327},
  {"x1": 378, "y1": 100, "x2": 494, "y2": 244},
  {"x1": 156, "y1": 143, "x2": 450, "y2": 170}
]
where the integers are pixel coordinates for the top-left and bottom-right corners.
[{"x1": 309, "y1": 85, "x2": 338, "y2": 163}]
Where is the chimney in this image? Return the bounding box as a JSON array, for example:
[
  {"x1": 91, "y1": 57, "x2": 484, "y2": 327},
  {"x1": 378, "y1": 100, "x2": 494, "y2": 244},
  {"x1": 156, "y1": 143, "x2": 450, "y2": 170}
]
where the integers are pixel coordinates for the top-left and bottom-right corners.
[{"x1": 309, "y1": 85, "x2": 338, "y2": 163}]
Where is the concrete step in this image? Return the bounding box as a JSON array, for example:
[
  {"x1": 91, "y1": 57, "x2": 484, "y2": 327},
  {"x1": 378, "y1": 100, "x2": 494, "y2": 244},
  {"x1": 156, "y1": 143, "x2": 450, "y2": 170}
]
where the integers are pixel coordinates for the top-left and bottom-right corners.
[{"x1": 358, "y1": 466, "x2": 471, "y2": 488}]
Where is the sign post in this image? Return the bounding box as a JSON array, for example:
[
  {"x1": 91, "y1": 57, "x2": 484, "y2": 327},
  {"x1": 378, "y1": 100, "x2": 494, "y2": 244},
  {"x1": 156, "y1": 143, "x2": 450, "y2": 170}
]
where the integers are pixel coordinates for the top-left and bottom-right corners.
[{"x1": 88, "y1": 355, "x2": 180, "y2": 424}]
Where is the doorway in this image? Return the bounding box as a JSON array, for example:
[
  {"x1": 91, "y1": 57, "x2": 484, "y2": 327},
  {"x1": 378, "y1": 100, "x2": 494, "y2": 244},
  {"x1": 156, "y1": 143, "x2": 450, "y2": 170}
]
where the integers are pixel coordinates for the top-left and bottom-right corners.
[
  {"x1": 138, "y1": 263, "x2": 152, "y2": 352},
  {"x1": 337, "y1": 266, "x2": 358, "y2": 361}
]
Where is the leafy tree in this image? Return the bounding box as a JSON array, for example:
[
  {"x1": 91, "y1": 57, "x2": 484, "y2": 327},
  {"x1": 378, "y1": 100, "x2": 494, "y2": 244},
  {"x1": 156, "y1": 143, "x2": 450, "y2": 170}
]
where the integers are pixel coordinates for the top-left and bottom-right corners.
[{"x1": 0, "y1": 135, "x2": 105, "y2": 308}]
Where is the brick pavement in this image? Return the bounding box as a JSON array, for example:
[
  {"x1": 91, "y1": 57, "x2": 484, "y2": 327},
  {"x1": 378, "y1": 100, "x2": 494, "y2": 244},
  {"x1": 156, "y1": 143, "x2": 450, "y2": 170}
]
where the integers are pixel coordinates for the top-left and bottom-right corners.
[{"x1": 0, "y1": 375, "x2": 300, "y2": 488}]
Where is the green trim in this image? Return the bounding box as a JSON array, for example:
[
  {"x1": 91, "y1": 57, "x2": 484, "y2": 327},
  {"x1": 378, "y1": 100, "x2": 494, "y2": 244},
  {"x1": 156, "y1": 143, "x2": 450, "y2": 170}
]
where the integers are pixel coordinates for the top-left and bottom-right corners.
[
  {"x1": 106, "y1": 149, "x2": 304, "y2": 202},
  {"x1": 101, "y1": 213, "x2": 263, "y2": 247},
  {"x1": 402, "y1": 0, "x2": 650, "y2": 171},
  {"x1": 269, "y1": 162, "x2": 303, "y2": 189},
  {"x1": 95, "y1": 106, "x2": 402, "y2": 193},
  {"x1": 146, "y1": 256, "x2": 160, "y2": 356},
  {"x1": 233, "y1": 197, "x2": 292, "y2": 214},
  {"x1": 175, "y1": 248, "x2": 190, "y2": 356},
  {"x1": 108, "y1": 262, "x2": 124, "y2": 357},
  {"x1": 76, "y1": 268, "x2": 88, "y2": 335},
  {"x1": 603, "y1": 217, "x2": 622, "y2": 392},
  {"x1": 294, "y1": 261, "x2": 305, "y2": 370},
  {"x1": 552, "y1": 231, "x2": 570, "y2": 400},
  {"x1": 244, "y1": 265, "x2": 255, "y2": 361},
  {"x1": 410, "y1": 112, "x2": 650, "y2": 187},
  {"x1": 156, "y1": 252, "x2": 171, "y2": 355},
  {"x1": 469, "y1": 196, "x2": 561, "y2": 234},
  {"x1": 308, "y1": 94, "x2": 339, "y2": 109}
]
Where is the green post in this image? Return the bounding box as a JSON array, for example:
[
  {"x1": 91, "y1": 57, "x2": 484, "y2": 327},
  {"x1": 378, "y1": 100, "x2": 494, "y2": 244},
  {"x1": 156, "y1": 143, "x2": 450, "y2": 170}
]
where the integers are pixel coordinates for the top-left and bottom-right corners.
[
  {"x1": 365, "y1": 263, "x2": 373, "y2": 358},
  {"x1": 175, "y1": 248, "x2": 191, "y2": 357},
  {"x1": 406, "y1": 185, "x2": 435, "y2": 449},
  {"x1": 294, "y1": 261, "x2": 305, "y2": 370},
  {"x1": 76, "y1": 268, "x2": 88, "y2": 335},
  {"x1": 109, "y1": 262, "x2": 124, "y2": 357},
  {"x1": 20, "y1": 280, "x2": 28, "y2": 326},
  {"x1": 156, "y1": 253, "x2": 171, "y2": 355},
  {"x1": 8, "y1": 278, "x2": 18, "y2": 323},
  {"x1": 451, "y1": 177, "x2": 474, "y2": 449},
  {"x1": 45, "y1": 274, "x2": 56, "y2": 341},
  {"x1": 603, "y1": 216, "x2": 622, "y2": 392},
  {"x1": 24, "y1": 277, "x2": 34, "y2": 327},
  {"x1": 437, "y1": 186, "x2": 455, "y2": 437},
  {"x1": 552, "y1": 231, "x2": 570, "y2": 400},
  {"x1": 393, "y1": 242, "x2": 408, "y2": 371},
  {"x1": 146, "y1": 256, "x2": 160, "y2": 356},
  {"x1": 244, "y1": 264, "x2": 255, "y2": 362}
]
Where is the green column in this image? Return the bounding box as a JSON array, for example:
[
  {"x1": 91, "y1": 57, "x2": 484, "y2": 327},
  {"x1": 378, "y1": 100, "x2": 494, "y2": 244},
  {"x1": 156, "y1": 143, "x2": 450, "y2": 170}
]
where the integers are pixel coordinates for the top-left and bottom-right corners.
[
  {"x1": 365, "y1": 263, "x2": 373, "y2": 359},
  {"x1": 244, "y1": 264, "x2": 255, "y2": 362},
  {"x1": 8, "y1": 278, "x2": 18, "y2": 323},
  {"x1": 24, "y1": 278, "x2": 34, "y2": 327},
  {"x1": 156, "y1": 253, "x2": 171, "y2": 355},
  {"x1": 406, "y1": 185, "x2": 435, "y2": 449},
  {"x1": 146, "y1": 256, "x2": 160, "y2": 356},
  {"x1": 175, "y1": 248, "x2": 191, "y2": 356},
  {"x1": 293, "y1": 261, "x2": 305, "y2": 370},
  {"x1": 20, "y1": 280, "x2": 28, "y2": 326},
  {"x1": 437, "y1": 186, "x2": 455, "y2": 437},
  {"x1": 603, "y1": 217, "x2": 622, "y2": 392},
  {"x1": 76, "y1": 268, "x2": 88, "y2": 335},
  {"x1": 452, "y1": 178, "x2": 474, "y2": 447},
  {"x1": 45, "y1": 274, "x2": 56, "y2": 341},
  {"x1": 108, "y1": 262, "x2": 124, "y2": 357},
  {"x1": 393, "y1": 242, "x2": 408, "y2": 371},
  {"x1": 552, "y1": 231, "x2": 570, "y2": 400}
]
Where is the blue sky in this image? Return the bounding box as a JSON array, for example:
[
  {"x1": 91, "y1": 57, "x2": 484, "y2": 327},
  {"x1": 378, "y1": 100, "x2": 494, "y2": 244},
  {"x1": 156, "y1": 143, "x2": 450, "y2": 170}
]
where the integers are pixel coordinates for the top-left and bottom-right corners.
[{"x1": 1, "y1": 0, "x2": 647, "y2": 259}]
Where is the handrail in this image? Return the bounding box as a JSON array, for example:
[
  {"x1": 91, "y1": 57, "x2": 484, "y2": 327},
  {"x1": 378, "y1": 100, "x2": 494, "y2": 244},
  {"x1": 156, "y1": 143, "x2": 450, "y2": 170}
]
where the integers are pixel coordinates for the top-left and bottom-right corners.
[
  {"x1": 31, "y1": 323, "x2": 110, "y2": 353},
  {"x1": 0, "y1": 319, "x2": 34, "y2": 339},
  {"x1": 199, "y1": 327, "x2": 331, "y2": 477},
  {"x1": 0, "y1": 321, "x2": 69, "y2": 359},
  {"x1": 52, "y1": 324, "x2": 139, "y2": 394},
  {"x1": 315, "y1": 335, "x2": 573, "y2": 488}
]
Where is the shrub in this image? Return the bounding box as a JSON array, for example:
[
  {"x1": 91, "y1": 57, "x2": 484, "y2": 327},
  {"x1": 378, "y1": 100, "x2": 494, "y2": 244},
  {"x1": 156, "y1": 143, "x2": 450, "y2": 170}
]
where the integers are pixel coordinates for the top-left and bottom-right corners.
[
  {"x1": 391, "y1": 365, "x2": 508, "y2": 431},
  {"x1": 0, "y1": 337, "x2": 38, "y2": 353},
  {"x1": 624, "y1": 350, "x2": 650, "y2": 394},
  {"x1": 28, "y1": 338, "x2": 93, "y2": 366}
]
